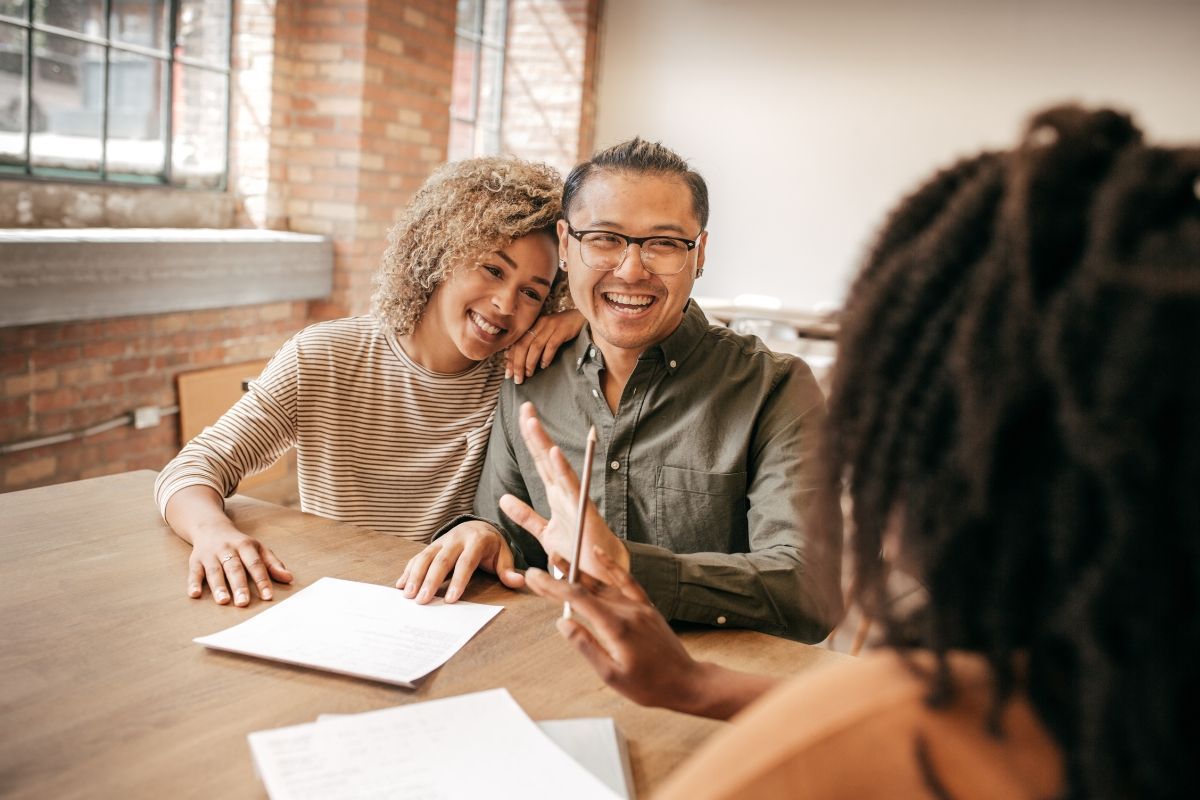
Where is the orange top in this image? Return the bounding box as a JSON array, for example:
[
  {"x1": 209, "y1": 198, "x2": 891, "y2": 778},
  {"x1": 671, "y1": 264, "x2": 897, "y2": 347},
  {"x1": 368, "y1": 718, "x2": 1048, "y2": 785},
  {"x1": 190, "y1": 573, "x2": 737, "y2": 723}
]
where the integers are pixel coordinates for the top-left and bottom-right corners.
[{"x1": 655, "y1": 650, "x2": 1064, "y2": 800}]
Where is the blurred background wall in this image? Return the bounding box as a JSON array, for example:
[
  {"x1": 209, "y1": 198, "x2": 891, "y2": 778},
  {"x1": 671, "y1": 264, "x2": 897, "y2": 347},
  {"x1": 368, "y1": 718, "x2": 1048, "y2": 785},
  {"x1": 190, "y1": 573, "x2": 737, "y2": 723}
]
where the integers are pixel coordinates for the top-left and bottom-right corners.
[{"x1": 592, "y1": 0, "x2": 1200, "y2": 310}]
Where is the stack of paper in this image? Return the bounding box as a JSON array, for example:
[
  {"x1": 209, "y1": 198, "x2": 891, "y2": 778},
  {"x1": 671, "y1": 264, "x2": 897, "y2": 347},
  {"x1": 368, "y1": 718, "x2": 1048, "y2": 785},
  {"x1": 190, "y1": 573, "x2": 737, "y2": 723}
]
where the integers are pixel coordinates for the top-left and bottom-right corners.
[
  {"x1": 194, "y1": 577, "x2": 503, "y2": 687},
  {"x1": 248, "y1": 689, "x2": 631, "y2": 799}
]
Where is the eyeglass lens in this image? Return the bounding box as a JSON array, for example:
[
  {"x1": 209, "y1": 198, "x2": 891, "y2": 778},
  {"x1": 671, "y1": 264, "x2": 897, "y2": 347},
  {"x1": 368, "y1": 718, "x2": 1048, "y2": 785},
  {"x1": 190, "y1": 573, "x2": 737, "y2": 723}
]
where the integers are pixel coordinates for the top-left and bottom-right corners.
[{"x1": 579, "y1": 232, "x2": 690, "y2": 275}]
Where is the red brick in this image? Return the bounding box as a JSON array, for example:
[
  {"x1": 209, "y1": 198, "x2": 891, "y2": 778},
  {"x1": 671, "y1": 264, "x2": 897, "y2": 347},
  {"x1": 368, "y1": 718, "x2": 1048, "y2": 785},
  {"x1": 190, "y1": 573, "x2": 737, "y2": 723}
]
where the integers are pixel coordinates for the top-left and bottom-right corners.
[
  {"x1": 83, "y1": 341, "x2": 127, "y2": 360},
  {"x1": 81, "y1": 382, "x2": 126, "y2": 403},
  {"x1": 32, "y1": 345, "x2": 84, "y2": 368},
  {"x1": 5, "y1": 455, "x2": 57, "y2": 488},
  {"x1": 126, "y1": 375, "x2": 168, "y2": 397},
  {"x1": 33, "y1": 387, "x2": 82, "y2": 411},
  {"x1": 0, "y1": 395, "x2": 29, "y2": 418},
  {"x1": 60, "y1": 363, "x2": 112, "y2": 386},
  {"x1": 111, "y1": 357, "x2": 152, "y2": 377},
  {"x1": 0, "y1": 351, "x2": 29, "y2": 375}
]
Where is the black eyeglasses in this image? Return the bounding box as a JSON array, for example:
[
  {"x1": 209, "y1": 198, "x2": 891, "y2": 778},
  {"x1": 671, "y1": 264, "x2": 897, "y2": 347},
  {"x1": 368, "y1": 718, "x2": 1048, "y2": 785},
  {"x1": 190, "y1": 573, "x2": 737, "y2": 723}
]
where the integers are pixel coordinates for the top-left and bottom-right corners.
[{"x1": 566, "y1": 223, "x2": 700, "y2": 275}]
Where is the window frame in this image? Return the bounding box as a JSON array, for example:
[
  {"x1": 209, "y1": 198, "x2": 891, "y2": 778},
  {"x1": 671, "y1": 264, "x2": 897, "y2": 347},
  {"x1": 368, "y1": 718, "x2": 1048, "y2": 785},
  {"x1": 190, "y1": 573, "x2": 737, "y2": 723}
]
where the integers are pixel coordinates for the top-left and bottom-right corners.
[
  {"x1": 449, "y1": 0, "x2": 508, "y2": 159},
  {"x1": 0, "y1": 0, "x2": 233, "y2": 189}
]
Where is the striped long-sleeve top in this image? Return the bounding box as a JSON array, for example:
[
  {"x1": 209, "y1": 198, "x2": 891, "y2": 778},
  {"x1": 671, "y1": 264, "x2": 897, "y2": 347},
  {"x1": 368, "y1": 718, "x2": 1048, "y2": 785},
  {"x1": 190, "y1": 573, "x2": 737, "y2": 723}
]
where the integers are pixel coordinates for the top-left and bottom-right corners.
[{"x1": 154, "y1": 316, "x2": 503, "y2": 541}]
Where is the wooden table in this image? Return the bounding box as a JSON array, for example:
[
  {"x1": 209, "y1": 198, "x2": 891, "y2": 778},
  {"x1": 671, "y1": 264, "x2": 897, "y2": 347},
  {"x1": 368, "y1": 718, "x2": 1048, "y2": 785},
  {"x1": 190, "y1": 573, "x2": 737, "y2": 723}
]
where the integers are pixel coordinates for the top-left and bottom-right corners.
[{"x1": 0, "y1": 471, "x2": 847, "y2": 798}]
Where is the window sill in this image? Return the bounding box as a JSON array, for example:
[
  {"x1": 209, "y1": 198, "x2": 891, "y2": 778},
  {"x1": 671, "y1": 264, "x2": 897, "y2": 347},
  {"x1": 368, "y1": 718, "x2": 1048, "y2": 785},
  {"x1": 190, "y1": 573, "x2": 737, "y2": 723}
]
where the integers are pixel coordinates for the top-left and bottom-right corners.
[{"x1": 0, "y1": 228, "x2": 333, "y2": 328}]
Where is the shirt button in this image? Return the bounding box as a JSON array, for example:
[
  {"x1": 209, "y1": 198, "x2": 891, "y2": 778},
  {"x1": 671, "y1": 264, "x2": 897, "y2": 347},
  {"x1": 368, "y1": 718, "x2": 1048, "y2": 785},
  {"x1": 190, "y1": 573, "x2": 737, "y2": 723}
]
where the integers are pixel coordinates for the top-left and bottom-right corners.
[
  {"x1": 610, "y1": 460, "x2": 620, "y2": 470},
  {"x1": 669, "y1": 359, "x2": 677, "y2": 368},
  {"x1": 589, "y1": 347, "x2": 595, "y2": 357},
  {"x1": 716, "y1": 616, "x2": 727, "y2": 625},
  {"x1": 591, "y1": 388, "x2": 599, "y2": 398}
]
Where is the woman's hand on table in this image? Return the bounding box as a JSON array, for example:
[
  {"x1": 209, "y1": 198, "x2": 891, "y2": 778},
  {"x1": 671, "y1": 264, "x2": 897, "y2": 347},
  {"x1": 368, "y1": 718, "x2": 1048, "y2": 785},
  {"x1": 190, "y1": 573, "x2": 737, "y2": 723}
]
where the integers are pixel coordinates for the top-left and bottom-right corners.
[
  {"x1": 396, "y1": 520, "x2": 524, "y2": 604},
  {"x1": 164, "y1": 485, "x2": 293, "y2": 607},
  {"x1": 188, "y1": 525, "x2": 292, "y2": 607},
  {"x1": 505, "y1": 309, "x2": 584, "y2": 384}
]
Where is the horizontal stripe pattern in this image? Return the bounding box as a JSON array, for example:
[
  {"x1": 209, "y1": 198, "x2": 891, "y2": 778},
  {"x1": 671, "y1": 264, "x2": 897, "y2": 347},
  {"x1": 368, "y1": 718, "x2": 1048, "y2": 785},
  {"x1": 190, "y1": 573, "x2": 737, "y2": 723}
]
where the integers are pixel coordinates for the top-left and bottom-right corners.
[{"x1": 154, "y1": 316, "x2": 502, "y2": 541}]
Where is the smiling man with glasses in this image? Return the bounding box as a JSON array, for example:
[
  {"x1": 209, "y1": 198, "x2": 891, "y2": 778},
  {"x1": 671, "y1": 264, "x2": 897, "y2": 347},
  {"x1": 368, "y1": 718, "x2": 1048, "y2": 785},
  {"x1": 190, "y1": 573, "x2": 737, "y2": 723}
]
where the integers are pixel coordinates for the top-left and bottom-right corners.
[{"x1": 398, "y1": 138, "x2": 843, "y2": 643}]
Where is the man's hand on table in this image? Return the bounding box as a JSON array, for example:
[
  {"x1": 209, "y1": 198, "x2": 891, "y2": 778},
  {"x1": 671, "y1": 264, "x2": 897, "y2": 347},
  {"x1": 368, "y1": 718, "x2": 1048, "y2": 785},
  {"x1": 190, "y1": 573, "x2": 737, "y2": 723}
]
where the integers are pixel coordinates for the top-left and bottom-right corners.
[
  {"x1": 188, "y1": 524, "x2": 292, "y2": 607},
  {"x1": 396, "y1": 520, "x2": 524, "y2": 603}
]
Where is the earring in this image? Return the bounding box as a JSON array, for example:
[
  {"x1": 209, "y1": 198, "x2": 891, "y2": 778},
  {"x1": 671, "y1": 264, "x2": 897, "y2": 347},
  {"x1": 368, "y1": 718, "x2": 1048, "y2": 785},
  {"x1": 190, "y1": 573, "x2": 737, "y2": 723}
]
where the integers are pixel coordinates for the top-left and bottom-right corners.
[
  {"x1": 695, "y1": 266, "x2": 704, "y2": 278},
  {"x1": 558, "y1": 259, "x2": 566, "y2": 270}
]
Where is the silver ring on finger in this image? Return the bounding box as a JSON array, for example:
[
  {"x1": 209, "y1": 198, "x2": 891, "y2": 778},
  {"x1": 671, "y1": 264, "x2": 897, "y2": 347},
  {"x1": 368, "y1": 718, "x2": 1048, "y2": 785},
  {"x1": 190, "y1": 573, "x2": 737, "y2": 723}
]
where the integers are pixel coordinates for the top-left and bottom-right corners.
[{"x1": 220, "y1": 553, "x2": 238, "y2": 564}]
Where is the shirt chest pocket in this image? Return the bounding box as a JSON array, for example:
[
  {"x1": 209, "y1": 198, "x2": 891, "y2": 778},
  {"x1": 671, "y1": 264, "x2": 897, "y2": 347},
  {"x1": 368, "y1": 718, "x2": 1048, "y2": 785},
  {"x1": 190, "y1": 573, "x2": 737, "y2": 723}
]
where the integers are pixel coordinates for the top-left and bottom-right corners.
[{"x1": 654, "y1": 466, "x2": 748, "y2": 554}]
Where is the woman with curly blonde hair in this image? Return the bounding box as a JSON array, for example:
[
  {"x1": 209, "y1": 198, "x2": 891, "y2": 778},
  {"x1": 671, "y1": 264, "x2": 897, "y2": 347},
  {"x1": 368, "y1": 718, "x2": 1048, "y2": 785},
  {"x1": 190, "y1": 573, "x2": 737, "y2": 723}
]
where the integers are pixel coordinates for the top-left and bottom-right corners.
[{"x1": 154, "y1": 156, "x2": 582, "y2": 609}]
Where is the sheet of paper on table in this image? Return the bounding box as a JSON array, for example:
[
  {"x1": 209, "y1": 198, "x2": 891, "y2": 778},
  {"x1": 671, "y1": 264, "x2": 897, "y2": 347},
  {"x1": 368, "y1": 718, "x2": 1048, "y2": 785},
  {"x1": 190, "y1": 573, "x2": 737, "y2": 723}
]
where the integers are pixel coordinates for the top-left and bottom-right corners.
[
  {"x1": 313, "y1": 712, "x2": 636, "y2": 799},
  {"x1": 194, "y1": 576, "x2": 502, "y2": 687},
  {"x1": 248, "y1": 688, "x2": 624, "y2": 800}
]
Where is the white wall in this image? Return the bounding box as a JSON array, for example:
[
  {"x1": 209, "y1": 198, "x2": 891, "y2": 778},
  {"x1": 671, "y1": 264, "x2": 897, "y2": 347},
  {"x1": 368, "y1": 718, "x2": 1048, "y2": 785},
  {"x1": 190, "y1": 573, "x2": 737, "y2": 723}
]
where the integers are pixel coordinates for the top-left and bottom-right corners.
[{"x1": 592, "y1": 0, "x2": 1200, "y2": 310}]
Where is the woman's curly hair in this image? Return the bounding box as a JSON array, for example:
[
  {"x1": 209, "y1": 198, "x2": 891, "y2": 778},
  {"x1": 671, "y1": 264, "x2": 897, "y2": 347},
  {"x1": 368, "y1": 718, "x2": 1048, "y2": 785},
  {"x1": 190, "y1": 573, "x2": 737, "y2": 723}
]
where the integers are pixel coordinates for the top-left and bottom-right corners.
[
  {"x1": 824, "y1": 105, "x2": 1200, "y2": 798},
  {"x1": 372, "y1": 156, "x2": 568, "y2": 335}
]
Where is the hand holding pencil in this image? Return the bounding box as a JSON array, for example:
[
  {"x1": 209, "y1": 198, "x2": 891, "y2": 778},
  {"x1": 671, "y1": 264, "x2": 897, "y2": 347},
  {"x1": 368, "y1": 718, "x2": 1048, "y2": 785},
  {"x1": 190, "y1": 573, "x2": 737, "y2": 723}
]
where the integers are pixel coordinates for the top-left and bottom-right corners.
[
  {"x1": 564, "y1": 424, "x2": 598, "y2": 619},
  {"x1": 498, "y1": 402, "x2": 630, "y2": 583}
]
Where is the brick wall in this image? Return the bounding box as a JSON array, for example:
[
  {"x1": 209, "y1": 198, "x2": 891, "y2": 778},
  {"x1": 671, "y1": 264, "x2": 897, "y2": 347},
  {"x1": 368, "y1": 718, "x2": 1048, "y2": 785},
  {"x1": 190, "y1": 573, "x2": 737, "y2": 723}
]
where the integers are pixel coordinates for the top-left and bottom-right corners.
[
  {"x1": 0, "y1": 303, "x2": 310, "y2": 490},
  {"x1": 269, "y1": 0, "x2": 455, "y2": 322},
  {"x1": 0, "y1": 0, "x2": 456, "y2": 492},
  {"x1": 502, "y1": 0, "x2": 603, "y2": 174},
  {"x1": 1, "y1": 0, "x2": 600, "y2": 494}
]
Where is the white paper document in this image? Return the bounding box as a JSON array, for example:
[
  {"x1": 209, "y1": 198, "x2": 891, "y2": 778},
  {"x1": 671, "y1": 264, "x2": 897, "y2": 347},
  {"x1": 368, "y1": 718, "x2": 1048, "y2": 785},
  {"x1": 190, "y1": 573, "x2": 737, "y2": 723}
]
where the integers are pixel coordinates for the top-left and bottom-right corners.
[
  {"x1": 538, "y1": 718, "x2": 635, "y2": 799},
  {"x1": 194, "y1": 577, "x2": 502, "y2": 687},
  {"x1": 313, "y1": 713, "x2": 635, "y2": 799},
  {"x1": 248, "y1": 688, "x2": 622, "y2": 800}
]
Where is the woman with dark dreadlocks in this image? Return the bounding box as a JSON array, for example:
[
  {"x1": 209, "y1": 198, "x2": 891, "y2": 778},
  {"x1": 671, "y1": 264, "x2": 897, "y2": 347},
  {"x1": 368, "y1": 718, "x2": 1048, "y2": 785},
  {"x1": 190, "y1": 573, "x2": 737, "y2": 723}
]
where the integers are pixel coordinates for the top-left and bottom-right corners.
[{"x1": 517, "y1": 104, "x2": 1200, "y2": 799}]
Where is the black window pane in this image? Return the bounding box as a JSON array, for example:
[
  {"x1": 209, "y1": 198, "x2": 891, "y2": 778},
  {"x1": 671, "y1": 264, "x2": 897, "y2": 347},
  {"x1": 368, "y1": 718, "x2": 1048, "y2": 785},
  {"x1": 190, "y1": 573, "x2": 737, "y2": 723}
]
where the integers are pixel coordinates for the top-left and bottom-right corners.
[
  {"x1": 111, "y1": 0, "x2": 168, "y2": 52},
  {"x1": 177, "y1": 0, "x2": 229, "y2": 66},
  {"x1": 107, "y1": 52, "x2": 165, "y2": 176},
  {"x1": 31, "y1": 32, "x2": 102, "y2": 172},
  {"x1": 35, "y1": 0, "x2": 105, "y2": 37},
  {"x1": 170, "y1": 64, "x2": 225, "y2": 188},
  {"x1": 0, "y1": 22, "x2": 25, "y2": 163}
]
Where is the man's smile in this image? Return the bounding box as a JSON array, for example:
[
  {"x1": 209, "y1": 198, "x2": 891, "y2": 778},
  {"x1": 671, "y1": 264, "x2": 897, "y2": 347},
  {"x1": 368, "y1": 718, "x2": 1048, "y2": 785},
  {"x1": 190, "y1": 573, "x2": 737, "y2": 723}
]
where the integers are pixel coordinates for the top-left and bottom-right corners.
[{"x1": 600, "y1": 290, "x2": 659, "y2": 315}]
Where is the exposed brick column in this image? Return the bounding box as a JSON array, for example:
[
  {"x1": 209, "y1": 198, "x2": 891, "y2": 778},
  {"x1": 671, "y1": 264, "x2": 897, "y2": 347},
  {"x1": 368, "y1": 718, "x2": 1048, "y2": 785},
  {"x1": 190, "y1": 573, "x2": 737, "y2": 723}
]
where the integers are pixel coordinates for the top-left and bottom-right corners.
[
  {"x1": 0, "y1": 0, "x2": 458, "y2": 491},
  {"x1": 502, "y1": 0, "x2": 603, "y2": 175},
  {"x1": 267, "y1": 0, "x2": 455, "y2": 321},
  {"x1": 230, "y1": 0, "x2": 278, "y2": 228}
]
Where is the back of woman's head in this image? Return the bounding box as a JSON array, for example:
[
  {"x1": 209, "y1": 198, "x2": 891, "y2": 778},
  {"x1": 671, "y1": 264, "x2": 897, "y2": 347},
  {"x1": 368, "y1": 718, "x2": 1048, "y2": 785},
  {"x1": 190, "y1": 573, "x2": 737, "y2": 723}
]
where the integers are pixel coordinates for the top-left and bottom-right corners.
[
  {"x1": 373, "y1": 156, "x2": 564, "y2": 335},
  {"x1": 825, "y1": 105, "x2": 1200, "y2": 799}
]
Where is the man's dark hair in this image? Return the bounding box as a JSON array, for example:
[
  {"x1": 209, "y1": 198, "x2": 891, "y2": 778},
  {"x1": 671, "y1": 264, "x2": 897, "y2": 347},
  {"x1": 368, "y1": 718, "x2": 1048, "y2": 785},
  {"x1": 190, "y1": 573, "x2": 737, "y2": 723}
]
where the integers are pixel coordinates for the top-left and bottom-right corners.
[
  {"x1": 825, "y1": 104, "x2": 1200, "y2": 799},
  {"x1": 562, "y1": 137, "x2": 710, "y2": 230}
]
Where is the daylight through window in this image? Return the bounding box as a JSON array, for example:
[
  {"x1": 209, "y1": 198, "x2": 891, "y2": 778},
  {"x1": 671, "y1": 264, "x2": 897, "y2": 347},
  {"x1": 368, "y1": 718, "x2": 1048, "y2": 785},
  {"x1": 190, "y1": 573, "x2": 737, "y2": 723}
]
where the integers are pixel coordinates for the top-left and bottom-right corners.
[
  {"x1": 0, "y1": 0, "x2": 231, "y2": 188},
  {"x1": 449, "y1": 0, "x2": 507, "y2": 160}
]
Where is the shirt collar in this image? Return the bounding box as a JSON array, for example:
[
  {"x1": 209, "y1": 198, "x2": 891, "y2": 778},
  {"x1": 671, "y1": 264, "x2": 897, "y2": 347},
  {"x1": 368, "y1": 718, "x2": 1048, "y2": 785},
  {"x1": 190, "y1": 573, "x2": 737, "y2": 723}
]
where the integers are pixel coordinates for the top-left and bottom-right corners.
[{"x1": 571, "y1": 298, "x2": 707, "y2": 375}]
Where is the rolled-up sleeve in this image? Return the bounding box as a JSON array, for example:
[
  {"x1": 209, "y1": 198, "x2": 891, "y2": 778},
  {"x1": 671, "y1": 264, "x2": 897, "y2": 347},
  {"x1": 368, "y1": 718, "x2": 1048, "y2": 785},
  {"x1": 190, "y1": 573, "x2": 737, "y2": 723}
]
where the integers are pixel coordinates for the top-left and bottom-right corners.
[{"x1": 627, "y1": 359, "x2": 843, "y2": 642}]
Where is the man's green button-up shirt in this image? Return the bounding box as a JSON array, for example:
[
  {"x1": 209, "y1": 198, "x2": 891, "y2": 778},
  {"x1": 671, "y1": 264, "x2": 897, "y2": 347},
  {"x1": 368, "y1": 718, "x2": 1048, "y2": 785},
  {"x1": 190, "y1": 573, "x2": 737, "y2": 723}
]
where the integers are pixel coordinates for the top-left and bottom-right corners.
[{"x1": 463, "y1": 301, "x2": 843, "y2": 642}]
